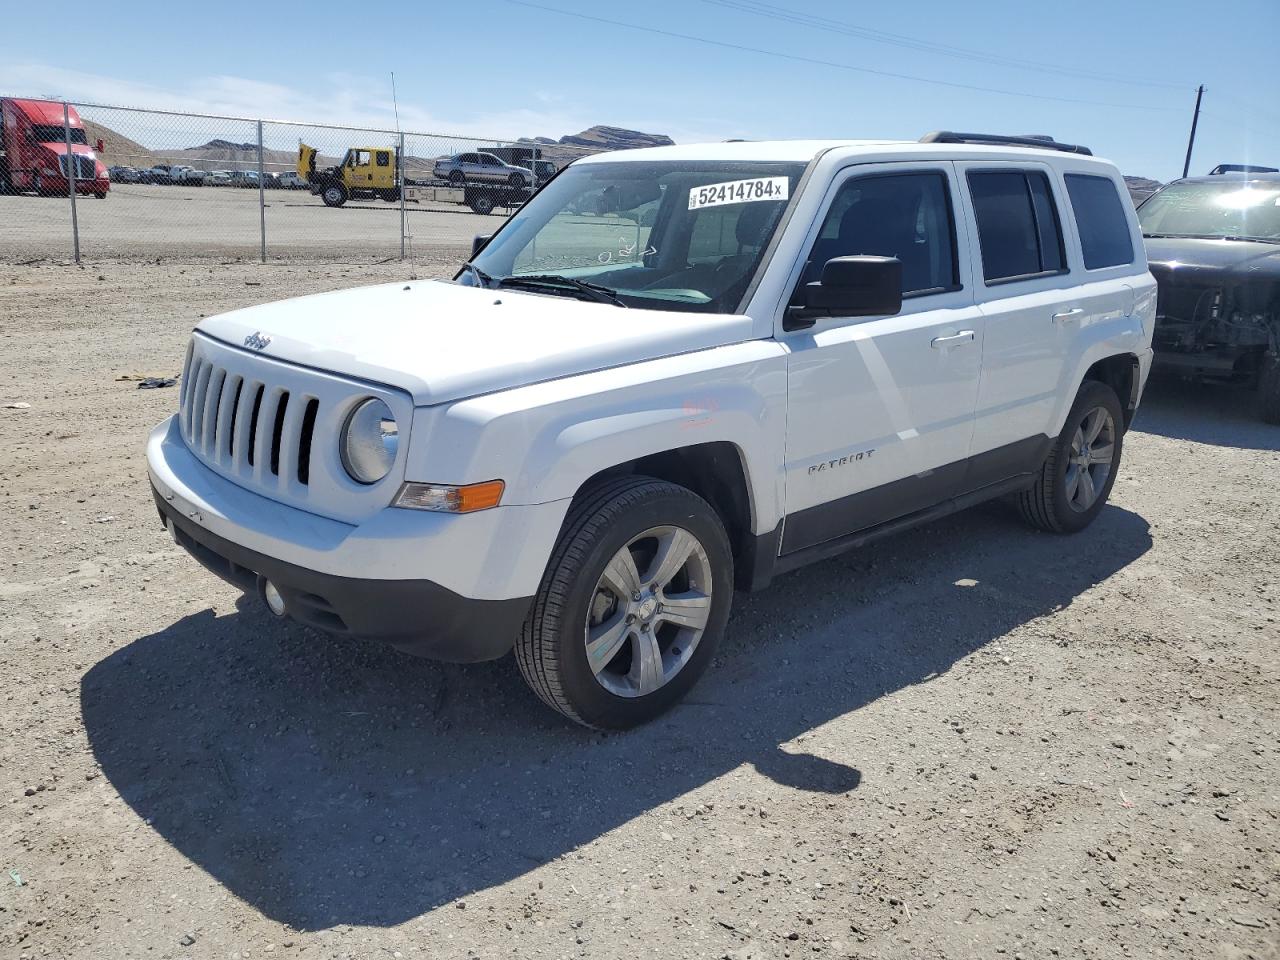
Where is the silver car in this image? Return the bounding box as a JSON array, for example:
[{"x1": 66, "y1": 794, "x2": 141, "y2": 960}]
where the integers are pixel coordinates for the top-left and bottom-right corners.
[{"x1": 433, "y1": 151, "x2": 531, "y2": 187}]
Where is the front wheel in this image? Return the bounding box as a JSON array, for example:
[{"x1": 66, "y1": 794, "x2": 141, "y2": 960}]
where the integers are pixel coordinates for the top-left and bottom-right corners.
[
  {"x1": 515, "y1": 477, "x2": 734, "y2": 730},
  {"x1": 1015, "y1": 380, "x2": 1124, "y2": 534},
  {"x1": 321, "y1": 184, "x2": 348, "y2": 207},
  {"x1": 94, "y1": 191, "x2": 107, "y2": 200},
  {"x1": 507, "y1": 172, "x2": 527, "y2": 188}
]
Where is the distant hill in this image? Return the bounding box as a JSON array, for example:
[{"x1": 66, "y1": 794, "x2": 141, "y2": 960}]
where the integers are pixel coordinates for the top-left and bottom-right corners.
[
  {"x1": 1125, "y1": 176, "x2": 1162, "y2": 206},
  {"x1": 515, "y1": 125, "x2": 675, "y2": 168},
  {"x1": 83, "y1": 119, "x2": 157, "y2": 168},
  {"x1": 172, "y1": 139, "x2": 300, "y2": 173},
  {"x1": 86, "y1": 122, "x2": 674, "y2": 175}
]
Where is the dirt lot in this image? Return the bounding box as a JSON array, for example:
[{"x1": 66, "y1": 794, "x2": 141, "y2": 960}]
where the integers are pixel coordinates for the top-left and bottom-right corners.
[
  {"x1": 0, "y1": 184, "x2": 506, "y2": 263},
  {"x1": 1, "y1": 261, "x2": 1277, "y2": 960}
]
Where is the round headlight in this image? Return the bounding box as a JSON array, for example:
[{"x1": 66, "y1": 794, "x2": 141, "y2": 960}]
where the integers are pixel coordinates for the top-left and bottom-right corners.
[{"x1": 341, "y1": 398, "x2": 398, "y2": 484}]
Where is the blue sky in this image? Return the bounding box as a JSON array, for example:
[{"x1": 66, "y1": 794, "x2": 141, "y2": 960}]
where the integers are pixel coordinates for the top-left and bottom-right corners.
[{"x1": 1, "y1": 0, "x2": 1276, "y2": 181}]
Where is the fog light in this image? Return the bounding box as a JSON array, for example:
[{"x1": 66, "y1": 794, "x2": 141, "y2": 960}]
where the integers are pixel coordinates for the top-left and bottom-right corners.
[{"x1": 262, "y1": 579, "x2": 287, "y2": 617}]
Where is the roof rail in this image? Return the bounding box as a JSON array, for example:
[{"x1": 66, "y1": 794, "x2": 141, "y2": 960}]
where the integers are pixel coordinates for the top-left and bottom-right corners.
[
  {"x1": 1207, "y1": 163, "x2": 1278, "y2": 175},
  {"x1": 919, "y1": 131, "x2": 1093, "y2": 156}
]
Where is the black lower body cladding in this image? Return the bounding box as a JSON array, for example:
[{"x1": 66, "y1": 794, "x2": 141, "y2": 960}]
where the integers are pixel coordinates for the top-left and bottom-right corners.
[{"x1": 152, "y1": 486, "x2": 532, "y2": 662}]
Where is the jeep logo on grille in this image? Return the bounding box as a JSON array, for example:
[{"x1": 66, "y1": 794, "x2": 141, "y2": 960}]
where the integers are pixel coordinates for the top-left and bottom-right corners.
[{"x1": 244, "y1": 331, "x2": 272, "y2": 351}]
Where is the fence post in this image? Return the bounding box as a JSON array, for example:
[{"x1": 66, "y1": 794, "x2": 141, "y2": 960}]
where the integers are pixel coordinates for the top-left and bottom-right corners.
[
  {"x1": 398, "y1": 132, "x2": 407, "y2": 260},
  {"x1": 62, "y1": 102, "x2": 81, "y2": 264},
  {"x1": 257, "y1": 119, "x2": 266, "y2": 263}
]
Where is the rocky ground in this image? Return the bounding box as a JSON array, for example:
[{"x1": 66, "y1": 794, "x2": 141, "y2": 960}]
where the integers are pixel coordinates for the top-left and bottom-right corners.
[{"x1": 1, "y1": 261, "x2": 1276, "y2": 959}]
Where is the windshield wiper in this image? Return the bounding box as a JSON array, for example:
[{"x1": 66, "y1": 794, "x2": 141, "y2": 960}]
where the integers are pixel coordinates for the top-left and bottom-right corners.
[
  {"x1": 496, "y1": 274, "x2": 627, "y2": 308},
  {"x1": 460, "y1": 261, "x2": 495, "y2": 287},
  {"x1": 1143, "y1": 232, "x2": 1279, "y2": 244}
]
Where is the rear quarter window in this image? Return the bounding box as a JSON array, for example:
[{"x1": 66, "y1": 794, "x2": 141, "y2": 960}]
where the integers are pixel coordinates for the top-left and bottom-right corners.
[{"x1": 1065, "y1": 174, "x2": 1134, "y2": 269}]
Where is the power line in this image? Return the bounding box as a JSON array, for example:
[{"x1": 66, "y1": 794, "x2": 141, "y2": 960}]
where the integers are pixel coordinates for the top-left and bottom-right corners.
[
  {"x1": 501, "y1": 0, "x2": 1181, "y2": 111},
  {"x1": 700, "y1": 0, "x2": 1189, "y2": 92},
  {"x1": 1210, "y1": 89, "x2": 1280, "y2": 126}
]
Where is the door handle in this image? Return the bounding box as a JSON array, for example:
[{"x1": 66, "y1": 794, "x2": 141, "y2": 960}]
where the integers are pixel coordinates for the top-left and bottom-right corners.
[
  {"x1": 1052, "y1": 307, "x2": 1084, "y2": 322},
  {"x1": 930, "y1": 330, "x2": 976, "y2": 348}
]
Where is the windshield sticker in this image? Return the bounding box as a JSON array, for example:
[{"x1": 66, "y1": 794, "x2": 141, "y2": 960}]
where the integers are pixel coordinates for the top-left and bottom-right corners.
[{"x1": 688, "y1": 177, "x2": 789, "y2": 211}]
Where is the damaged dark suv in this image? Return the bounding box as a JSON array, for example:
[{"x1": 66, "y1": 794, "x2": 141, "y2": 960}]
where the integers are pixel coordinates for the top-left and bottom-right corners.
[{"x1": 1137, "y1": 172, "x2": 1280, "y2": 423}]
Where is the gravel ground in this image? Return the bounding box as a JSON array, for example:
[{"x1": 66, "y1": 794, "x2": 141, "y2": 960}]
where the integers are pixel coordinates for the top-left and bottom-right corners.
[
  {"x1": 0, "y1": 184, "x2": 505, "y2": 263},
  {"x1": 1, "y1": 261, "x2": 1277, "y2": 960}
]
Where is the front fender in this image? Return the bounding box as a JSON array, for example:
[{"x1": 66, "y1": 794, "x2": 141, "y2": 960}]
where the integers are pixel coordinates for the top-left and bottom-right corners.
[{"x1": 404, "y1": 342, "x2": 790, "y2": 534}]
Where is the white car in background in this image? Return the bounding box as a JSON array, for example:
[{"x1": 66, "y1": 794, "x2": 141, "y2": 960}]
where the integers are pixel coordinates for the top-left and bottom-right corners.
[
  {"x1": 275, "y1": 171, "x2": 308, "y2": 190},
  {"x1": 170, "y1": 165, "x2": 207, "y2": 186}
]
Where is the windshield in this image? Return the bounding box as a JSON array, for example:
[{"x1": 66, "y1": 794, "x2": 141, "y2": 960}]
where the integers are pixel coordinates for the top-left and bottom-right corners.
[
  {"x1": 31, "y1": 124, "x2": 88, "y2": 145},
  {"x1": 463, "y1": 160, "x2": 807, "y2": 313},
  {"x1": 1138, "y1": 180, "x2": 1280, "y2": 241}
]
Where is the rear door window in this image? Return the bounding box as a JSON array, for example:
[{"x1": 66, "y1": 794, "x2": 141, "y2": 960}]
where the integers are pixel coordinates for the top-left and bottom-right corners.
[
  {"x1": 1065, "y1": 174, "x2": 1135, "y2": 269},
  {"x1": 967, "y1": 170, "x2": 1067, "y2": 283}
]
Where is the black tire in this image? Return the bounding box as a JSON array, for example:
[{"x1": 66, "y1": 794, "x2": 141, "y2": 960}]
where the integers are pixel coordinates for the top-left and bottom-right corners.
[
  {"x1": 507, "y1": 172, "x2": 527, "y2": 188},
  {"x1": 515, "y1": 476, "x2": 734, "y2": 730},
  {"x1": 448, "y1": 170, "x2": 465, "y2": 186},
  {"x1": 94, "y1": 192, "x2": 107, "y2": 200},
  {"x1": 468, "y1": 193, "x2": 496, "y2": 215},
  {"x1": 379, "y1": 188, "x2": 401, "y2": 202},
  {"x1": 1016, "y1": 380, "x2": 1125, "y2": 534},
  {"x1": 1259, "y1": 352, "x2": 1280, "y2": 425},
  {"x1": 321, "y1": 183, "x2": 347, "y2": 207}
]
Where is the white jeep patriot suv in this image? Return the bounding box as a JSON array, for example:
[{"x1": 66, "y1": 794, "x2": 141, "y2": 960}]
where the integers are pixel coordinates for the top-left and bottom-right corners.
[{"x1": 147, "y1": 131, "x2": 1156, "y2": 729}]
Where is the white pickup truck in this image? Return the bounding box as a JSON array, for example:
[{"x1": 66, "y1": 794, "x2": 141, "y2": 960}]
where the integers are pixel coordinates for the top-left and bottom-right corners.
[{"x1": 147, "y1": 132, "x2": 1156, "y2": 729}]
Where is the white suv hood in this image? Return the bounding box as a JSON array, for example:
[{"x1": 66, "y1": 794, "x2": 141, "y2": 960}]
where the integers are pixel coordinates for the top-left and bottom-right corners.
[{"x1": 197, "y1": 280, "x2": 756, "y2": 406}]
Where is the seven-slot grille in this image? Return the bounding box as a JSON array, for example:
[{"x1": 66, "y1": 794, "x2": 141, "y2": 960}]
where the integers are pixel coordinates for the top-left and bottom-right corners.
[{"x1": 180, "y1": 346, "x2": 321, "y2": 492}]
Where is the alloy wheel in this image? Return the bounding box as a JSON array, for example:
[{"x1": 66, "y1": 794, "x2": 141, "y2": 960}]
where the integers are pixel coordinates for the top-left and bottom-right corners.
[
  {"x1": 1064, "y1": 406, "x2": 1116, "y2": 512},
  {"x1": 584, "y1": 525, "x2": 714, "y2": 698}
]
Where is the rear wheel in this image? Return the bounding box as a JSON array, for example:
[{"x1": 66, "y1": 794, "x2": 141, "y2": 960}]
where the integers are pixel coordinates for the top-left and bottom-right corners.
[
  {"x1": 1016, "y1": 380, "x2": 1124, "y2": 534},
  {"x1": 1259, "y1": 351, "x2": 1280, "y2": 425},
  {"x1": 94, "y1": 191, "x2": 107, "y2": 200},
  {"x1": 321, "y1": 183, "x2": 348, "y2": 207},
  {"x1": 515, "y1": 477, "x2": 734, "y2": 730},
  {"x1": 468, "y1": 192, "x2": 497, "y2": 215}
]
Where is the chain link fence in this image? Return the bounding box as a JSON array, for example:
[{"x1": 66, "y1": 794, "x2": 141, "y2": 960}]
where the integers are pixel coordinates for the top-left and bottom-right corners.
[{"x1": 0, "y1": 96, "x2": 554, "y2": 264}]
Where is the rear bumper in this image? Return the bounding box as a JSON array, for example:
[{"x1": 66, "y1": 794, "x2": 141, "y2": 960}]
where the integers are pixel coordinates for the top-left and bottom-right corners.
[{"x1": 153, "y1": 485, "x2": 531, "y2": 661}]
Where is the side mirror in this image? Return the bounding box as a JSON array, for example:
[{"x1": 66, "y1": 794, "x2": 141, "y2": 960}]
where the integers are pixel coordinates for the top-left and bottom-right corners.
[
  {"x1": 471, "y1": 234, "x2": 492, "y2": 257},
  {"x1": 784, "y1": 256, "x2": 903, "y2": 331}
]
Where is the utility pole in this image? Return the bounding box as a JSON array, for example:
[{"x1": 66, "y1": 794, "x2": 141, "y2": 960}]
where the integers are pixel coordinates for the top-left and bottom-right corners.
[{"x1": 1182, "y1": 84, "x2": 1204, "y2": 180}]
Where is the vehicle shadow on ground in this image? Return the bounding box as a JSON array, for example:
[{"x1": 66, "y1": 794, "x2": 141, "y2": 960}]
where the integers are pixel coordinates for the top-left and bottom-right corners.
[
  {"x1": 81, "y1": 503, "x2": 1151, "y2": 930},
  {"x1": 1133, "y1": 374, "x2": 1280, "y2": 451}
]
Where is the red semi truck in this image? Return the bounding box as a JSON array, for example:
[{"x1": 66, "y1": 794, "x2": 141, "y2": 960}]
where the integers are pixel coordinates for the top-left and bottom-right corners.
[{"x1": 0, "y1": 98, "x2": 109, "y2": 198}]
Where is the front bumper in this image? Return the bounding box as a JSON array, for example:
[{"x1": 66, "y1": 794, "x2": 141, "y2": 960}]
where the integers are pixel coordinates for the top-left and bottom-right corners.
[
  {"x1": 147, "y1": 415, "x2": 568, "y2": 660},
  {"x1": 153, "y1": 487, "x2": 530, "y2": 660}
]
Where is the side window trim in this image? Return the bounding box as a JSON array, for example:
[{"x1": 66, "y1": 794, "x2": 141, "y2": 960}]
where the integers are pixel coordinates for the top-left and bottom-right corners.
[
  {"x1": 795, "y1": 167, "x2": 965, "y2": 303},
  {"x1": 966, "y1": 166, "x2": 1071, "y2": 287}
]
